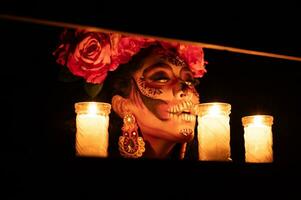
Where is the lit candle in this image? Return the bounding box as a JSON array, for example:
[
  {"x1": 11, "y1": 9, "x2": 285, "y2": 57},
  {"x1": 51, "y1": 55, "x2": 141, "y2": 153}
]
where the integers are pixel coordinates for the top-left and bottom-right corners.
[
  {"x1": 196, "y1": 103, "x2": 231, "y2": 161},
  {"x1": 75, "y1": 102, "x2": 111, "y2": 157},
  {"x1": 242, "y1": 115, "x2": 274, "y2": 163}
]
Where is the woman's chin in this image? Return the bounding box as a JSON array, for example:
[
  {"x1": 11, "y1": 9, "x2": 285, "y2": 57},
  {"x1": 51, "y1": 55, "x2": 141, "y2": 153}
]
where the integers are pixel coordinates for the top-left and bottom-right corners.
[{"x1": 173, "y1": 128, "x2": 194, "y2": 142}]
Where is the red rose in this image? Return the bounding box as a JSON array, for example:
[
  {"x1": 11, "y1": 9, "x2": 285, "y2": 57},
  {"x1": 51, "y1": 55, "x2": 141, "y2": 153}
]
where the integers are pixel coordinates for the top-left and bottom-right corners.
[
  {"x1": 53, "y1": 29, "x2": 207, "y2": 85},
  {"x1": 66, "y1": 31, "x2": 111, "y2": 84}
]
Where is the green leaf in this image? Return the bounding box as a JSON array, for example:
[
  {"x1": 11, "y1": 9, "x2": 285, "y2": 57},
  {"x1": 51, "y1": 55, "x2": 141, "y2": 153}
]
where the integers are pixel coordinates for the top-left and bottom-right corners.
[
  {"x1": 84, "y1": 82, "x2": 103, "y2": 98},
  {"x1": 58, "y1": 67, "x2": 81, "y2": 82}
]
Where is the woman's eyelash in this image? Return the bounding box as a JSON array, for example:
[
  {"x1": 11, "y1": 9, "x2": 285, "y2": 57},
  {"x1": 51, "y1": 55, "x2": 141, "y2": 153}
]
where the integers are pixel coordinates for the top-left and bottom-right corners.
[{"x1": 149, "y1": 73, "x2": 170, "y2": 81}]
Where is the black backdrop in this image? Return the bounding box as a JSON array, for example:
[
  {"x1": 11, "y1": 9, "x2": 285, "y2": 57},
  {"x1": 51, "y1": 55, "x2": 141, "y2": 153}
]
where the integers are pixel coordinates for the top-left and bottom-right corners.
[{"x1": 1, "y1": 4, "x2": 301, "y2": 198}]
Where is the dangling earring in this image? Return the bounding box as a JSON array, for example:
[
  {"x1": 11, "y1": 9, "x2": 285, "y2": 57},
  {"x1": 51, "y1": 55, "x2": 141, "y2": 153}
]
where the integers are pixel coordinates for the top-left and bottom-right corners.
[{"x1": 118, "y1": 113, "x2": 145, "y2": 158}]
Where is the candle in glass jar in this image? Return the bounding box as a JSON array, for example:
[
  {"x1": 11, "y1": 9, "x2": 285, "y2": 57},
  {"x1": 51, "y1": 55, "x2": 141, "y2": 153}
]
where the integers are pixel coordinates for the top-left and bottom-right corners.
[
  {"x1": 242, "y1": 115, "x2": 274, "y2": 163},
  {"x1": 196, "y1": 103, "x2": 231, "y2": 161},
  {"x1": 75, "y1": 102, "x2": 111, "y2": 157}
]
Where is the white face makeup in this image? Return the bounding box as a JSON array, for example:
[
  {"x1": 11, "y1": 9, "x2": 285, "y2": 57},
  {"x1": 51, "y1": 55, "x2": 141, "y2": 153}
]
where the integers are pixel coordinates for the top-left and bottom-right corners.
[{"x1": 127, "y1": 50, "x2": 200, "y2": 142}]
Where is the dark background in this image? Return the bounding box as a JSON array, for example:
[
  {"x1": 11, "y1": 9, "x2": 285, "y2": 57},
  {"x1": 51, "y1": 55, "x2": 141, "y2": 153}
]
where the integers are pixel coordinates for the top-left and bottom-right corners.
[{"x1": 1, "y1": 2, "x2": 301, "y2": 197}]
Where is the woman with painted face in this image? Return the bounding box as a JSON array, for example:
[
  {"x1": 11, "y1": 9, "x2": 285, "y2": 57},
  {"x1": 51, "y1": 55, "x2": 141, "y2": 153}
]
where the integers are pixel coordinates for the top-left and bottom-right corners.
[{"x1": 53, "y1": 30, "x2": 206, "y2": 159}]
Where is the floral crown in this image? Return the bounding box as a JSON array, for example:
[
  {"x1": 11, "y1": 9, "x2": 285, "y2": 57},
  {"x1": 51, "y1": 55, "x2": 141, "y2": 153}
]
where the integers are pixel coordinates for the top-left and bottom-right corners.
[{"x1": 53, "y1": 29, "x2": 206, "y2": 85}]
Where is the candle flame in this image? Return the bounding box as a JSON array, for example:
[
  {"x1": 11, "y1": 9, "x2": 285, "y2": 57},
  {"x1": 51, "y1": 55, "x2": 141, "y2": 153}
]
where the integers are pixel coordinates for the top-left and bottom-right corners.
[
  {"x1": 253, "y1": 115, "x2": 263, "y2": 126},
  {"x1": 208, "y1": 104, "x2": 220, "y2": 115},
  {"x1": 88, "y1": 103, "x2": 98, "y2": 114}
]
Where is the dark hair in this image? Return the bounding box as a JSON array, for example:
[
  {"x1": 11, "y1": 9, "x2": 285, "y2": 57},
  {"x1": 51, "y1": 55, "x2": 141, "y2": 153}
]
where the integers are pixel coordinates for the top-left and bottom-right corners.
[
  {"x1": 96, "y1": 45, "x2": 158, "y2": 157},
  {"x1": 97, "y1": 45, "x2": 198, "y2": 159}
]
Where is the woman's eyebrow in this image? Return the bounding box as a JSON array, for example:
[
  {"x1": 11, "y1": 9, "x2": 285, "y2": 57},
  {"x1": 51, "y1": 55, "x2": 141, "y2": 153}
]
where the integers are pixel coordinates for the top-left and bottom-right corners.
[{"x1": 159, "y1": 55, "x2": 188, "y2": 68}]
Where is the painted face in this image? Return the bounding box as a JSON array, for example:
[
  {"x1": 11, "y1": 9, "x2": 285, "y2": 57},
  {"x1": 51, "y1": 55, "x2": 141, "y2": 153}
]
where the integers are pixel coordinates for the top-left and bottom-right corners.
[{"x1": 128, "y1": 49, "x2": 200, "y2": 142}]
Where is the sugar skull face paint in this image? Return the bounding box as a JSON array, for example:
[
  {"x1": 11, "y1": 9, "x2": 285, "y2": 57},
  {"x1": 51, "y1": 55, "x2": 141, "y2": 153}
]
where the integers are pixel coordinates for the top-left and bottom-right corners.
[{"x1": 128, "y1": 49, "x2": 200, "y2": 142}]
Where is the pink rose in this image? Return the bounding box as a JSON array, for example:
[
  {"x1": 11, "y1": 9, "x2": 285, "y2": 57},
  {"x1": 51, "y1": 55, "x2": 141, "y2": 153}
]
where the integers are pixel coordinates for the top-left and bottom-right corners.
[
  {"x1": 67, "y1": 31, "x2": 111, "y2": 84},
  {"x1": 177, "y1": 44, "x2": 206, "y2": 78},
  {"x1": 109, "y1": 34, "x2": 155, "y2": 70}
]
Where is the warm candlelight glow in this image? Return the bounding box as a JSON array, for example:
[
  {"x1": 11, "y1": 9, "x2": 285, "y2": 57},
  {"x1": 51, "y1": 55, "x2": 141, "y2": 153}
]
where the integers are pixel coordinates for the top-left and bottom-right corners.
[
  {"x1": 87, "y1": 102, "x2": 98, "y2": 115},
  {"x1": 75, "y1": 102, "x2": 111, "y2": 157},
  {"x1": 208, "y1": 104, "x2": 221, "y2": 116},
  {"x1": 253, "y1": 115, "x2": 263, "y2": 126},
  {"x1": 196, "y1": 102, "x2": 231, "y2": 161},
  {"x1": 242, "y1": 115, "x2": 274, "y2": 163}
]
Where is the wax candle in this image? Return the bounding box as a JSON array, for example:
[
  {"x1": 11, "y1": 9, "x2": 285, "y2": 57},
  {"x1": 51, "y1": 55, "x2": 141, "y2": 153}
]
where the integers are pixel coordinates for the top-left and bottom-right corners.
[
  {"x1": 75, "y1": 102, "x2": 111, "y2": 157},
  {"x1": 196, "y1": 103, "x2": 231, "y2": 161},
  {"x1": 242, "y1": 115, "x2": 274, "y2": 163}
]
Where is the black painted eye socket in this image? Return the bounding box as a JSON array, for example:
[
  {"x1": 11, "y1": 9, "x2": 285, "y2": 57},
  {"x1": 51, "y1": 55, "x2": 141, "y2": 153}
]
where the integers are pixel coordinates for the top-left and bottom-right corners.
[
  {"x1": 142, "y1": 63, "x2": 174, "y2": 86},
  {"x1": 148, "y1": 72, "x2": 171, "y2": 83},
  {"x1": 180, "y1": 67, "x2": 199, "y2": 87}
]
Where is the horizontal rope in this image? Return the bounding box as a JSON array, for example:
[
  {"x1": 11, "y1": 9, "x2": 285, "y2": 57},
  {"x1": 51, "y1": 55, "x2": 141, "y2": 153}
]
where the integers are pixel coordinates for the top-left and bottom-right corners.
[{"x1": 1, "y1": 14, "x2": 301, "y2": 62}]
